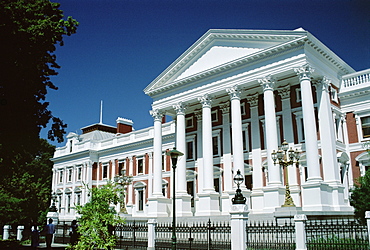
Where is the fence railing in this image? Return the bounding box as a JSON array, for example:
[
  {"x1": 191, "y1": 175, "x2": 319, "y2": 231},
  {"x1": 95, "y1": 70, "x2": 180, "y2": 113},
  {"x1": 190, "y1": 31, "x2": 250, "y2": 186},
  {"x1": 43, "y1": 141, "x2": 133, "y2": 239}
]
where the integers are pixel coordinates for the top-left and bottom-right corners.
[
  {"x1": 246, "y1": 220, "x2": 295, "y2": 250},
  {"x1": 305, "y1": 219, "x2": 368, "y2": 250}
]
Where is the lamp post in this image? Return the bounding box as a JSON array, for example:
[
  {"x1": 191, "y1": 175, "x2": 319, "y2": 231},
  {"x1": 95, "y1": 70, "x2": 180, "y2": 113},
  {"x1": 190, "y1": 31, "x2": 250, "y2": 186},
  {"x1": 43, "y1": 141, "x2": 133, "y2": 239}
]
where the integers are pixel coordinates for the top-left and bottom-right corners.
[
  {"x1": 271, "y1": 140, "x2": 301, "y2": 207},
  {"x1": 232, "y1": 169, "x2": 246, "y2": 204},
  {"x1": 166, "y1": 147, "x2": 184, "y2": 250},
  {"x1": 49, "y1": 192, "x2": 57, "y2": 212},
  {"x1": 114, "y1": 169, "x2": 132, "y2": 213}
]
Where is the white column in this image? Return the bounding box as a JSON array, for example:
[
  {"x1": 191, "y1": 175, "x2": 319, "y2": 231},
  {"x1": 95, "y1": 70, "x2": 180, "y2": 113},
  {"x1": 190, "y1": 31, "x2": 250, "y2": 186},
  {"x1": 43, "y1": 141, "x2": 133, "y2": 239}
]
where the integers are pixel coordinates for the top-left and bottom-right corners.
[
  {"x1": 259, "y1": 75, "x2": 281, "y2": 185},
  {"x1": 227, "y1": 85, "x2": 245, "y2": 186},
  {"x1": 246, "y1": 93, "x2": 263, "y2": 189},
  {"x1": 150, "y1": 109, "x2": 164, "y2": 197},
  {"x1": 294, "y1": 65, "x2": 322, "y2": 182},
  {"x1": 148, "y1": 152, "x2": 153, "y2": 198},
  {"x1": 173, "y1": 102, "x2": 187, "y2": 194},
  {"x1": 127, "y1": 157, "x2": 134, "y2": 208},
  {"x1": 173, "y1": 102, "x2": 192, "y2": 217},
  {"x1": 316, "y1": 77, "x2": 340, "y2": 184},
  {"x1": 198, "y1": 94, "x2": 215, "y2": 192},
  {"x1": 196, "y1": 94, "x2": 220, "y2": 216},
  {"x1": 194, "y1": 110, "x2": 203, "y2": 193},
  {"x1": 220, "y1": 102, "x2": 232, "y2": 191},
  {"x1": 3, "y1": 225, "x2": 10, "y2": 240},
  {"x1": 294, "y1": 214, "x2": 307, "y2": 250}
]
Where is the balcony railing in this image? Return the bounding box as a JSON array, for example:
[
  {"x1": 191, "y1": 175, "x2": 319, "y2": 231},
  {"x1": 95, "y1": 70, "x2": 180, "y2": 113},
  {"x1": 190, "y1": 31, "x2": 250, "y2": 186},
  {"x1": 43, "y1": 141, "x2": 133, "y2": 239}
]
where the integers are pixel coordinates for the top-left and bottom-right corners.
[{"x1": 341, "y1": 68, "x2": 370, "y2": 88}]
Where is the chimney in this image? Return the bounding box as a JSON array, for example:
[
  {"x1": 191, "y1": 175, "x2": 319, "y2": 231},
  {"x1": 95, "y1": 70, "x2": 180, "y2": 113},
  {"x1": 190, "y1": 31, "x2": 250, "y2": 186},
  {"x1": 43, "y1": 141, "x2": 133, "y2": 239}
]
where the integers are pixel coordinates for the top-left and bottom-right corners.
[{"x1": 116, "y1": 117, "x2": 133, "y2": 134}]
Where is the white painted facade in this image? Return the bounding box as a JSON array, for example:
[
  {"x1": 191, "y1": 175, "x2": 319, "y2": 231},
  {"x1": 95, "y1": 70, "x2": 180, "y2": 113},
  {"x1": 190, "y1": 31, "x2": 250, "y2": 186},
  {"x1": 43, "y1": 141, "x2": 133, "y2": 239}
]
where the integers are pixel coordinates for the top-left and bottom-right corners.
[{"x1": 51, "y1": 29, "x2": 370, "y2": 221}]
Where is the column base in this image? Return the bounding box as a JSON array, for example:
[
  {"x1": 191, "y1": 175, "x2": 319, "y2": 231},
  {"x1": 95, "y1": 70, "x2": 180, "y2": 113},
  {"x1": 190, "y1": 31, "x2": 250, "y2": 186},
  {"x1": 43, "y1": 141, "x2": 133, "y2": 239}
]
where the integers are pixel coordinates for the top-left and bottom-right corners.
[
  {"x1": 175, "y1": 193, "x2": 192, "y2": 217},
  {"x1": 147, "y1": 196, "x2": 171, "y2": 217},
  {"x1": 250, "y1": 188, "x2": 264, "y2": 212},
  {"x1": 262, "y1": 185, "x2": 285, "y2": 212},
  {"x1": 301, "y1": 181, "x2": 332, "y2": 211},
  {"x1": 195, "y1": 192, "x2": 221, "y2": 216}
]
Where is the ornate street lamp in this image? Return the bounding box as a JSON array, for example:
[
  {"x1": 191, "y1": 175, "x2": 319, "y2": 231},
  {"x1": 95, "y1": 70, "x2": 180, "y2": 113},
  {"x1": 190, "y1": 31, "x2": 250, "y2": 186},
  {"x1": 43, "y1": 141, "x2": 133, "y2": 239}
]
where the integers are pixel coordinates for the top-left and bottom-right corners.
[
  {"x1": 271, "y1": 139, "x2": 301, "y2": 207},
  {"x1": 166, "y1": 147, "x2": 184, "y2": 250},
  {"x1": 114, "y1": 169, "x2": 132, "y2": 213},
  {"x1": 232, "y1": 169, "x2": 246, "y2": 204},
  {"x1": 49, "y1": 192, "x2": 57, "y2": 212}
]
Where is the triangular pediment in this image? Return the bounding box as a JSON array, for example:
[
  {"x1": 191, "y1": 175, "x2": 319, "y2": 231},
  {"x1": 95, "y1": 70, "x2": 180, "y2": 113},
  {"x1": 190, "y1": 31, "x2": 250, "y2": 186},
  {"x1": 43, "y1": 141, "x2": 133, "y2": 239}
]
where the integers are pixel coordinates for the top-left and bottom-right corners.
[{"x1": 144, "y1": 29, "x2": 308, "y2": 96}]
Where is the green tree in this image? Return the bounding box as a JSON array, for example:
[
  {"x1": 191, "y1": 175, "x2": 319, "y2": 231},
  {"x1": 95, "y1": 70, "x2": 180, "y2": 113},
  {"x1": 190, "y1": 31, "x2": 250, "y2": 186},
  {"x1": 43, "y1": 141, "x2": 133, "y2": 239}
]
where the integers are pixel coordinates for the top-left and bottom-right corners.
[
  {"x1": 0, "y1": 139, "x2": 55, "y2": 226},
  {"x1": 350, "y1": 143, "x2": 370, "y2": 224},
  {"x1": 0, "y1": 0, "x2": 77, "y2": 225},
  {"x1": 0, "y1": 0, "x2": 78, "y2": 175},
  {"x1": 71, "y1": 183, "x2": 125, "y2": 250}
]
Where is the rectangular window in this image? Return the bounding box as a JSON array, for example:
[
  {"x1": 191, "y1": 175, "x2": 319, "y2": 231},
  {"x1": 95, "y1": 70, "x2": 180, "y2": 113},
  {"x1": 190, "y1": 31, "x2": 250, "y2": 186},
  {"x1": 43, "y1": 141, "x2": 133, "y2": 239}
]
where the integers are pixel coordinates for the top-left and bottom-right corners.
[
  {"x1": 186, "y1": 117, "x2": 194, "y2": 128},
  {"x1": 137, "y1": 159, "x2": 144, "y2": 174},
  {"x1": 59, "y1": 171, "x2": 64, "y2": 183},
  {"x1": 361, "y1": 116, "x2": 370, "y2": 138},
  {"x1": 103, "y1": 165, "x2": 108, "y2": 179},
  {"x1": 138, "y1": 190, "x2": 144, "y2": 211},
  {"x1": 77, "y1": 167, "x2": 82, "y2": 181},
  {"x1": 241, "y1": 102, "x2": 246, "y2": 116},
  {"x1": 330, "y1": 87, "x2": 338, "y2": 103},
  {"x1": 67, "y1": 195, "x2": 71, "y2": 213},
  {"x1": 118, "y1": 162, "x2": 125, "y2": 175},
  {"x1": 211, "y1": 110, "x2": 218, "y2": 122},
  {"x1": 214, "y1": 178, "x2": 220, "y2": 193},
  {"x1": 68, "y1": 169, "x2": 72, "y2": 182},
  {"x1": 76, "y1": 194, "x2": 81, "y2": 205},
  {"x1": 162, "y1": 154, "x2": 165, "y2": 171},
  {"x1": 187, "y1": 181, "x2": 194, "y2": 207},
  {"x1": 212, "y1": 136, "x2": 219, "y2": 156},
  {"x1": 187, "y1": 141, "x2": 194, "y2": 160}
]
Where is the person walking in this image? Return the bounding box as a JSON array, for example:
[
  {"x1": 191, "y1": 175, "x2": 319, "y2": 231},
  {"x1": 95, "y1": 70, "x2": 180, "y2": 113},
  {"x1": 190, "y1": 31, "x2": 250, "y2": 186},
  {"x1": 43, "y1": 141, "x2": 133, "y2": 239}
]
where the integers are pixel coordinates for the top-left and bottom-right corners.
[
  {"x1": 69, "y1": 220, "x2": 79, "y2": 246},
  {"x1": 43, "y1": 218, "x2": 55, "y2": 249},
  {"x1": 30, "y1": 224, "x2": 40, "y2": 249}
]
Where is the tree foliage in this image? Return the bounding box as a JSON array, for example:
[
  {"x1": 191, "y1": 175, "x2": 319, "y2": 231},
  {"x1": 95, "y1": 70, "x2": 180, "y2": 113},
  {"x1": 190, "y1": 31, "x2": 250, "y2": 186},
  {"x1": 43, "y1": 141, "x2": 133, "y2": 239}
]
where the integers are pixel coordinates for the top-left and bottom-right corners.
[
  {"x1": 0, "y1": 0, "x2": 78, "y2": 170},
  {"x1": 0, "y1": 139, "x2": 55, "y2": 226},
  {"x1": 0, "y1": 0, "x2": 77, "y2": 225},
  {"x1": 71, "y1": 183, "x2": 125, "y2": 250},
  {"x1": 350, "y1": 169, "x2": 370, "y2": 224}
]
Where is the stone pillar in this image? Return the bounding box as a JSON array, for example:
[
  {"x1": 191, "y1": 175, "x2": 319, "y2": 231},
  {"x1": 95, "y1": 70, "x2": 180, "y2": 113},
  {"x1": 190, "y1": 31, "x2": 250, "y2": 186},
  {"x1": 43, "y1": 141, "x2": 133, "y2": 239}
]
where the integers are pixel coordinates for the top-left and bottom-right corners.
[
  {"x1": 148, "y1": 111, "x2": 171, "y2": 217},
  {"x1": 315, "y1": 77, "x2": 341, "y2": 184},
  {"x1": 150, "y1": 109, "x2": 164, "y2": 197},
  {"x1": 259, "y1": 76, "x2": 284, "y2": 211},
  {"x1": 196, "y1": 94, "x2": 220, "y2": 216},
  {"x1": 127, "y1": 156, "x2": 134, "y2": 214},
  {"x1": 3, "y1": 225, "x2": 10, "y2": 240},
  {"x1": 173, "y1": 102, "x2": 192, "y2": 217},
  {"x1": 230, "y1": 204, "x2": 249, "y2": 250},
  {"x1": 294, "y1": 65, "x2": 321, "y2": 182},
  {"x1": 259, "y1": 75, "x2": 280, "y2": 185},
  {"x1": 147, "y1": 219, "x2": 157, "y2": 250},
  {"x1": 227, "y1": 85, "x2": 245, "y2": 186},
  {"x1": 294, "y1": 214, "x2": 307, "y2": 250},
  {"x1": 220, "y1": 102, "x2": 233, "y2": 214},
  {"x1": 194, "y1": 110, "x2": 203, "y2": 194},
  {"x1": 17, "y1": 225, "x2": 24, "y2": 241},
  {"x1": 246, "y1": 93, "x2": 264, "y2": 211},
  {"x1": 277, "y1": 85, "x2": 300, "y2": 205},
  {"x1": 198, "y1": 94, "x2": 215, "y2": 192},
  {"x1": 148, "y1": 152, "x2": 153, "y2": 198}
]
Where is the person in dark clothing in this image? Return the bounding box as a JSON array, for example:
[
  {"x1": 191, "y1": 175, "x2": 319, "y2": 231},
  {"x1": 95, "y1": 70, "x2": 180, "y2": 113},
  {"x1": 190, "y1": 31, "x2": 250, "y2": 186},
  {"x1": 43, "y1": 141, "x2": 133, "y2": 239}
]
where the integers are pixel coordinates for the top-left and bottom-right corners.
[
  {"x1": 42, "y1": 218, "x2": 55, "y2": 249},
  {"x1": 69, "y1": 220, "x2": 79, "y2": 246},
  {"x1": 30, "y1": 224, "x2": 40, "y2": 249}
]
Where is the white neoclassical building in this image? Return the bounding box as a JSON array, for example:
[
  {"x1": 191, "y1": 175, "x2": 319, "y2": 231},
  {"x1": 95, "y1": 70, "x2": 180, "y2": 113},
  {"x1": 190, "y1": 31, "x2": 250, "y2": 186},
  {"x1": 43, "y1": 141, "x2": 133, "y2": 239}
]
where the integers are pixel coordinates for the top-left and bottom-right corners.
[{"x1": 51, "y1": 28, "x2": 370, "y2": 222}]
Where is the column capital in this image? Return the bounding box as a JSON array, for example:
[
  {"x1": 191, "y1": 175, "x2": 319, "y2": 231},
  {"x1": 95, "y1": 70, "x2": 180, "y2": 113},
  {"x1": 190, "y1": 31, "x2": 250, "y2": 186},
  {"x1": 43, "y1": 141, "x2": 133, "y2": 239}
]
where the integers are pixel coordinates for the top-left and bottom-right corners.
[
  {"x1": 194, "y1": 109, "x2": 202, "y2": 121},
  {"x1": 173, "y1": 101, "x2": 187, "y2": 115},
  {"x1": 294, "y1": 64, "x2": 314, "y2": 81},
  {"x1": 150, "y1": 109, "x2": 164, "y2": 121},
  {"x1": 220, "y1": 102, "x2": 230, "y2": 114},
  {"x1": 246, "y1": 93, "x2": 259, "y2": 107},
  {"x1": 198, "y1": 94, "x2": 212, "y2": 108},
  {"x1": 259, "y1": 75, "x2": 276, "y2": 92},
  {"x1": 226, "y1": 85, "x2": 242, "y2": 100},
  {"x1": 313, "y1": 76, "x2": 331, "y2": 93},
  {"x1": 277, "y1": 85, "x2": 291, "y2": 100}
]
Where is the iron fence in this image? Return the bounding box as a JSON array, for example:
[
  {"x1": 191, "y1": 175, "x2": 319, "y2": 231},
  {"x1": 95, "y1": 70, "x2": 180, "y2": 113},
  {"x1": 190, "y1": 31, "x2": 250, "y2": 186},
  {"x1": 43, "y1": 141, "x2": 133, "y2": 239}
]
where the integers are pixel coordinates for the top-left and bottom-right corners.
[
  {"x1": 305, "y1": 218, "x2": 369, "y2": 250},
  {"x1": 246, "y1": 220, "x2": 296, "y2": 250},
  {"x1": 115, "y1": 220, "x2": 148, "y2": 249},
  {"x1": 54, "y1": 222, "x2": 70, "y2": 244},
  {"x1": 155, "y1": 219, "x2": 231, "y2": 250}
]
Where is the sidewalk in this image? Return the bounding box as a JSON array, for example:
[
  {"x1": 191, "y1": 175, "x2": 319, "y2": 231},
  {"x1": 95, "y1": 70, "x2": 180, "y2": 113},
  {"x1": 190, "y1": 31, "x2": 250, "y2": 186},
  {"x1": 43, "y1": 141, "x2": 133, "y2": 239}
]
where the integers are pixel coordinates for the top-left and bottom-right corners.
[{"x1": 20, "y1": 242, "x2": 68, "y2": 249}]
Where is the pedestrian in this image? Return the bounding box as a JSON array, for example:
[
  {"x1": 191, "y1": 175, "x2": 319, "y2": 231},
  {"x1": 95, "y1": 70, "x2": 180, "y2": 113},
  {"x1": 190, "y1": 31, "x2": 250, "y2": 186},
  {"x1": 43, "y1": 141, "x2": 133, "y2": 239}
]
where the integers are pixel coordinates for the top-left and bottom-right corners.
[
  {"x1": 30, "y1": 224, "x2": 40, "y2": 249},
  {"x1": 42, "y1": 218, "x2": 55, "y2": 249},
  {"x1": 69, "y1": 220, "x2": 79, "y2": 246}
]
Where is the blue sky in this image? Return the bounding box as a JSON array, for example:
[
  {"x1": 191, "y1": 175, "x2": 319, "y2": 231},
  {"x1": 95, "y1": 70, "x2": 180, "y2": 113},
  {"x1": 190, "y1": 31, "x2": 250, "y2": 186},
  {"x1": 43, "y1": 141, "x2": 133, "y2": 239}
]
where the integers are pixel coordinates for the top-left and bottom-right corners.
[{"x1": 42, "y1": 0, "x2": 370, "y2": 147}]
